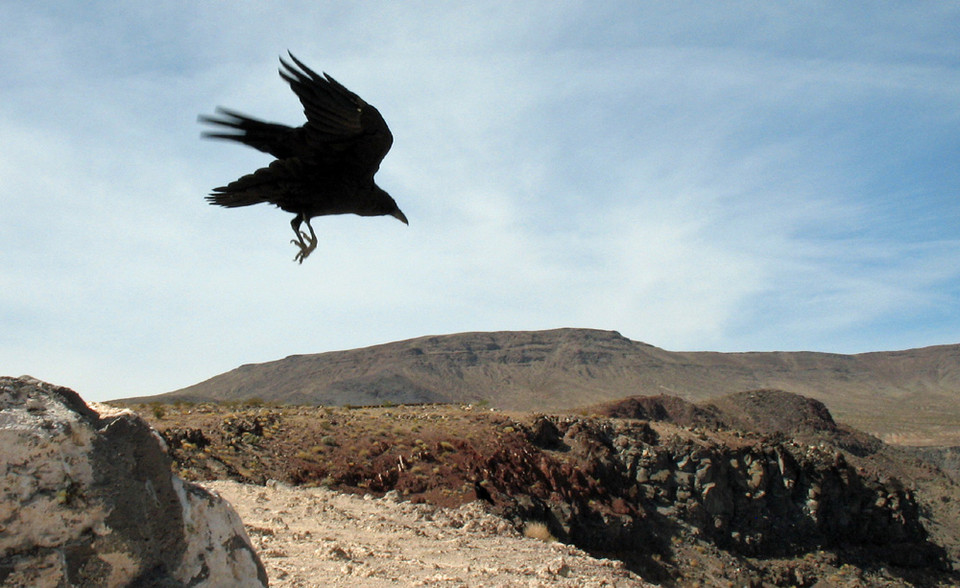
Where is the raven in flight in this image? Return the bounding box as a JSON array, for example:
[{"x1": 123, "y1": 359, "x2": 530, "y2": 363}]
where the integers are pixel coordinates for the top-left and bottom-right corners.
[{"x1": 200, "y1": 53, "x2": 407, "y2": 263}]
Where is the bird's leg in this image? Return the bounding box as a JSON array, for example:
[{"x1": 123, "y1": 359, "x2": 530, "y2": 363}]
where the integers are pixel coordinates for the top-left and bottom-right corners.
[
  {"x1": 290, "y1": 216, "x2": 318, "y2": 263},
  {"x1": 290, "y1": 216, "x2": 306, "y2": 247},
  {"x1": 303, "y1": 218, "x2": 318, "y2": 250}
]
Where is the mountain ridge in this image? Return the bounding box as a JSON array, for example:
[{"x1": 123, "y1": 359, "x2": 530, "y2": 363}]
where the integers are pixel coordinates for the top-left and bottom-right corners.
[{"x1": 120, "y1": 328, "x2": 960, "y2": 445}]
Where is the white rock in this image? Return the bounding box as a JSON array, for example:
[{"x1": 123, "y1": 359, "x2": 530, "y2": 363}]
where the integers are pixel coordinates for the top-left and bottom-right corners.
[{"x1": 0, "y1": 376, "x2": 268, "y2": 587}]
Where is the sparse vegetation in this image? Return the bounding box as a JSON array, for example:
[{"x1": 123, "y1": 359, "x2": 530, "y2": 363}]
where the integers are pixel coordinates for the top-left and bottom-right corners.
[
  {"x1": 128, "y1": 397, "x2": 960, "y2": 587},
  {"x1": 522, "y1": 521, "x2": 556, "y2": 543},
  {"x1": 113, "y1": 329, "x2": 960, "y2": 446}
]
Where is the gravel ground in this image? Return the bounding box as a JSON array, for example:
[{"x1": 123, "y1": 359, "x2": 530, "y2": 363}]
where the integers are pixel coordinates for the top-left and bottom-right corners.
[{"x1": 203, "y1": 480, "x2": 654, "y2": 587}]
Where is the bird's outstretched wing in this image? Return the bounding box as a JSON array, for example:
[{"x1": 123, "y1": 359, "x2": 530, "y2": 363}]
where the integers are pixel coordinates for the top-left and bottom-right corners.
[{"x1": 279, "y1": 52, "x2": 393, "y2": 176}]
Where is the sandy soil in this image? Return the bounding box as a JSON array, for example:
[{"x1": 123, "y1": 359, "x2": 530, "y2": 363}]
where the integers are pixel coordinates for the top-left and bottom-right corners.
[{"x1": 203, "y1": 480, "x2": 653, "y2": 587}]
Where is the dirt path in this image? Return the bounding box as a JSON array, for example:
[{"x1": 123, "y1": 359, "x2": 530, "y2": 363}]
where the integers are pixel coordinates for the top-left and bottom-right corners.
[{"x1": 203, "y1": 480, "x2": 653, "y2": 587}]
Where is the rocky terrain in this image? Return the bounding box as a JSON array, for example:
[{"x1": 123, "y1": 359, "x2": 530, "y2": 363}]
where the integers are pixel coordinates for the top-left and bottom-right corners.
[
  {"x1": 119, "y1": 328, "x2": 960, "y2": 446},
  {"x1": 0, "y1": 376, "x2": 267, "y2": 587},
  {"x1": 204, "y1": 479, "x2": 651, "y2": 586},
  {"x1": 128, "y1": 388, "x2": 960, "y2": 586}
]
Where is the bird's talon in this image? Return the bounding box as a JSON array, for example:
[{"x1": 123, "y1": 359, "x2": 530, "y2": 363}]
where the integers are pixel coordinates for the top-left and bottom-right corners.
[{"x1": 291, "y1": 239, "x2": 317, "y2": 264}]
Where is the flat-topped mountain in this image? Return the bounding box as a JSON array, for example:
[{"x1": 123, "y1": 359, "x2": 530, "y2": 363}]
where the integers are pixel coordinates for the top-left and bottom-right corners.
[{"x1": 121, "y1": 328, "x2": 960, "y2": 445}]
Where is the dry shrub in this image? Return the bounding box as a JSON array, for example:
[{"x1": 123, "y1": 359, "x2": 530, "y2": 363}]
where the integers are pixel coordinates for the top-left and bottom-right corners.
[{"x1": 523, "y1": 521, "x2": 556, "y2": 543}]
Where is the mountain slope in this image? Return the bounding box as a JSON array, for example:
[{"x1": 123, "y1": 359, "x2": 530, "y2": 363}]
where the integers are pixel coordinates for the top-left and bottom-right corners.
[{"x1": 122, "y1": 328, "x2": 960, "y2": 445}]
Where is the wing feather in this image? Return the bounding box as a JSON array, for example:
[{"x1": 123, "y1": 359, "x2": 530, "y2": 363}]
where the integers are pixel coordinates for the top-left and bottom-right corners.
[
  {"x1": 206, "y1": 158, "x2": 309, "y2": 208},
  {"x1": 198, "y1": 107, "x2": 297, "y2": 159},
  {"x1": 279, "y1": 52, "x2": 393, "y2": 173}
]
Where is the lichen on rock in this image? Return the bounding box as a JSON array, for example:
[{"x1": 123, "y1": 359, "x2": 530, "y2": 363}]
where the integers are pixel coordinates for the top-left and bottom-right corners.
[{"x1": 0, "y1": 376, "x2": 268, "y2": 587}]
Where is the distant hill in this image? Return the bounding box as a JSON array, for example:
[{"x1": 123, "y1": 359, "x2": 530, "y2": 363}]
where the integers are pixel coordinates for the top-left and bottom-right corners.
[
  {"x1": 589, "y1": 389, "x2": 884, "y2": 457},
  {"x1": 118, "y1": 328, "x2": 960, "y2": 445}
]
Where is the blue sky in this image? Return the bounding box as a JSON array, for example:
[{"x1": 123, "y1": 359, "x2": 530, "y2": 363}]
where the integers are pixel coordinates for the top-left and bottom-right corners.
[{"x1": 2, "y1": 3, "x2": 958, "y2": 402}]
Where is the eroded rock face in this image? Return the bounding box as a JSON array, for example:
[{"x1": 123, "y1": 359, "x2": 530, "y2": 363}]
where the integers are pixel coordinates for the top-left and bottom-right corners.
[
  {"x1": 491, "y1": 414, "x2": 948, "y2": 573},
  {"x1": 0, "y1": 376, "x2": 268, "y2": 587}
]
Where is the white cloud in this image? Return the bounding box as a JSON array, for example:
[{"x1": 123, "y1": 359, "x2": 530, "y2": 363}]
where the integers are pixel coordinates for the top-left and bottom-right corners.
[{"x1": 1, "y1": 3, "x2": 959, "y2": 400}]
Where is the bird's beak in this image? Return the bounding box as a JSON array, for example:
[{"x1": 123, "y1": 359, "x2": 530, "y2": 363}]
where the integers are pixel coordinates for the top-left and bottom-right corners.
[{"x1": 392, "y1": 209, "x2": 409, "y2": 225}]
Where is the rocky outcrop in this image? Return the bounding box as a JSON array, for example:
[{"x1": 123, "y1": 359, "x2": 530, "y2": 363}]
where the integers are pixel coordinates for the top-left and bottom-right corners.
[
  {"x1": 589, "y1": 393, "x2": 725, "y2": 428},
  {"x1": 138, "y1": 397, "x2": 958, "y2": 585},
  {"x1": 618, "y1": 432, "x2": 934, "y2": 564},
  {"x1": 0, "y1": 377, "x2": 268, "y2": 587},
  {"x1": 487, "y1": 414, "x2": 949, "y2": 576}
]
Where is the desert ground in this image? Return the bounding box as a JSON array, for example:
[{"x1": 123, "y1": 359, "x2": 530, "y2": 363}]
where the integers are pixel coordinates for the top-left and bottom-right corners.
[
  {"x1": 129, "y1": 399, "x2": 960, "y2": 587},
  {"x1": 204, "y1": 479, "x2": 651, "y2": 587}
]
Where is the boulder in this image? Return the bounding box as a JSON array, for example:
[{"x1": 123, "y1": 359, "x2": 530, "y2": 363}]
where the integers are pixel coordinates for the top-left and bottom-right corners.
[{"x1": 0, "y1": 376, "x2": 268, "y2": 587}]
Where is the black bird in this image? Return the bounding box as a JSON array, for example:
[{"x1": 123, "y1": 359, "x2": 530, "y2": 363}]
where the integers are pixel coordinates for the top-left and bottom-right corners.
[{"x1": 200, "y1": 53, "x2": 407, "y2": 263}]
